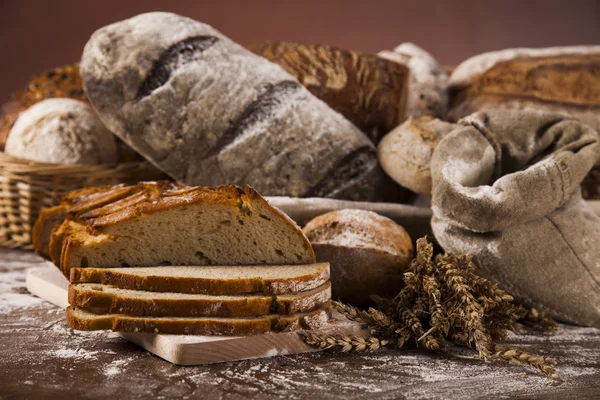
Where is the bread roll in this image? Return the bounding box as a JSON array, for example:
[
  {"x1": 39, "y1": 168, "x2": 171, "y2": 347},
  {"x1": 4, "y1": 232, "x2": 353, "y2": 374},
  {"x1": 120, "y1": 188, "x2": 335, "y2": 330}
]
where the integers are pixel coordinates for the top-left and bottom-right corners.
[
  {"x1": 5, "y1": 98, "x2": 117, "y2": 165},
  {"x1": 378, "y1": 116, "x2": 456, "y2": 195},
  {"x1": 249, "y1": 41, "x2": 411, "y2": 143},
  {"x1": 0, "y1": 63, "x2": 85, "y2": 151},
  {"x1": 303, "y1": 209, "x2": 413, "y2": 306},
  {"x1": 378, "y1": 43, "x2": 448, "y2": 121},
  {"x1": 80, "y1": 12, "x2": 406, "y2": 201},
  {"x1": 447, "y1": 46, "x2": 600, "y2": 134}
]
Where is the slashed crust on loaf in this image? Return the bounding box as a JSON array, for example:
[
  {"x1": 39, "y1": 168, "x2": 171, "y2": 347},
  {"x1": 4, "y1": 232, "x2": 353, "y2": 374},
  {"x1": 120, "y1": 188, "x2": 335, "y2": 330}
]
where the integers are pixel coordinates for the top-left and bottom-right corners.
[
  {"x1": 68, "y1": 281, "x2": 331, "y2": 317},
  {"x1": 66, "y1": 305, "x2": 331, "y2": 335},
  {"x1": 248, "y1": 41, "x2": 410, "y2": 143},
  {"x1": 69, "y1": 263, "x2": 330, "y2": 295},
  {"x1": 448, "y1": 47, "x2": 600, "y2": 129},
  {"x1": 38, "y1": 182, "x2": 315, "y2": 277}
]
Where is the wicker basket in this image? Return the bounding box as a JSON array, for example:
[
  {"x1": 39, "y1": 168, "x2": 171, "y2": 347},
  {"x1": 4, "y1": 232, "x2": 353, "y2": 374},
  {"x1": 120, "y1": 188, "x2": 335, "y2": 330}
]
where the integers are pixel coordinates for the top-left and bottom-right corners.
[{"x1": 0, "y1": 152, "x2": 164, "y2": 249}]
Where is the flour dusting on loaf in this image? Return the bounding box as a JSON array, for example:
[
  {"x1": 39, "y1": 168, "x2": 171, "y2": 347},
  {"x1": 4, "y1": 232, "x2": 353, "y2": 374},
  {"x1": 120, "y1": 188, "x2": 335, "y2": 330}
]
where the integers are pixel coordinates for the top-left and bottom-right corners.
[{"x1": 80, "y1": 12, "x2": 400, "y2": 201}]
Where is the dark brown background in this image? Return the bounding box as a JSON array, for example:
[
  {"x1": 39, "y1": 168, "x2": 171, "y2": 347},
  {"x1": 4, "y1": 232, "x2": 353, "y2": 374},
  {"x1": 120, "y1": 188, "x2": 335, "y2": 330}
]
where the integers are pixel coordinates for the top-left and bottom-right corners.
[{"x1": 1, "y1": 0, "x2": 599, "y2": 101}]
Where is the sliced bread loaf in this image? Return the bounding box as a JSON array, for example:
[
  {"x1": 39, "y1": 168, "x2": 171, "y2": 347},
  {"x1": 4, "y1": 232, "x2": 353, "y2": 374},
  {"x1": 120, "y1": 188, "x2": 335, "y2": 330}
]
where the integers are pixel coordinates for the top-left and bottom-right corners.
[
  {"x1": 68, "y1": 281, "x2": 331, "y2": 317},
  {"x1": 66, "y1": 305, "x2": 330, "y2": 335},
  {"x1": 69, "y1": 263, "x2": 330, "y2": 295},
  {"x1": 38, "y1": 182, "x2": 315, "y2": 277}
]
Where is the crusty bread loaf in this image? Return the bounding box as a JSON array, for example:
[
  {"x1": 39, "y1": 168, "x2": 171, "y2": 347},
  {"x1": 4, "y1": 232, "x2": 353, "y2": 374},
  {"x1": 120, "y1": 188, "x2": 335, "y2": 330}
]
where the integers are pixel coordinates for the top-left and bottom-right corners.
[
  {"x1": 5, "y1": 98, "x2": 118, "y2": 164},
  {"x1": 378, "y1": 43, "x2": 448, "y2": 120},
  {"x1": 69, "y1": 263, "x2": 330, "y2": 295},
  {"x1": 66, "y1": 305, "x2": 330, "y2": 335},
  {"x1": 303, "y1": 209, "x2": 413, "y2": 306},
  {"x1": 68, "y1": 281, "x2": 331, "y2": 317},
  {"x1": 248, "y1": 41, "x2": 411, "y2": 143},
  {"x1": 37, "y1": 182, "x2": 316, "y2": 277},
  {"x1": 447, "y1": 46, "x2": 600, "y2": 136},
  {"x1": 0, "y1": 63, "x2": 86, "y2": 151},
  {"x1": 80, "y1": 12, "x2": 402, "y2": 202},
  {"x1": 378, "y1": 116, "x2": 456, "y2": 195}
]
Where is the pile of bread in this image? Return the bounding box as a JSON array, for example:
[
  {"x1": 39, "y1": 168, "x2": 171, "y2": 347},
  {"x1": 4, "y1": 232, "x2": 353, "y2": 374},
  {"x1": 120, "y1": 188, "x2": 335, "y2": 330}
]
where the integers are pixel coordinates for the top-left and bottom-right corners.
[
  {"x1": 2, "y1": 11, "x2": 599, "y2": 201},
  {"x1": 33, "y1": 180, "x2": 414, "y2": 334}
]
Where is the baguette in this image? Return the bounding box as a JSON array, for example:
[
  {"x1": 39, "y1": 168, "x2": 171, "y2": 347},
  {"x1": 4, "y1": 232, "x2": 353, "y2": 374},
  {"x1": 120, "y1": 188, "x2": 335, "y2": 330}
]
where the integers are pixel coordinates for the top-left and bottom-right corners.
[
  {"x1": 68, "y1": 281, "x2": 331, "y2": 317},
  {"x1": 66, "y1": 305, "x2": 331, "y2": 335},
  {"x1": 69, "y1": 263, "x2": 330, "y2": 295}
]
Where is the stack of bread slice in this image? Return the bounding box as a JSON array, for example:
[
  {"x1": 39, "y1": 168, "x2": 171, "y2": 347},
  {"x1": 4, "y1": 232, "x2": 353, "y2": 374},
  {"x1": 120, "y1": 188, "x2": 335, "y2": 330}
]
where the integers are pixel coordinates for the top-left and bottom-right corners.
[{"x1": 33, "y1": 182, "x2": 332, "y2": 335}]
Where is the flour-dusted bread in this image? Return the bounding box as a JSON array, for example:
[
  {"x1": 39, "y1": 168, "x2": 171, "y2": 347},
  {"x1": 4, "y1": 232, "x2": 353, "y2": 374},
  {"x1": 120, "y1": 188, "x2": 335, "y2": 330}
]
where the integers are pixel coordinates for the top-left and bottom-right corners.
[
  {"x1": 36, "y1": 182, "x2": 315, "y2": 277},
  {"x1": 378, "y1": 116, "x2": 456, "y2": 195},
  {"x1": 4, "y1": 98, "x2": 117, "y2": 164},
  {"x1": 80, "y1": 12, "x2": 402, "y2": 202},
  {"x1": 68, "y1": 280, "x2": 331, "y2": 317},
  {"x1": 69, "y1": 263, "x2": 330, "y2": 295},
  {"x1": 249, "y1": 41, "x2": 411, "y2": 143},
  {"x1": 378, "y1": 43, "x2": 448, "y2": 121},
  {"x1": 447, "y1": 46, "x2": 600, "y2": 134},
  {"x1": 303, "y1": 209, "x2": 413, "y2": 306},
  {"x1": 0, "y1": 63, "x2": 85, "y2": 151},
  {"x1": 66, "y1": 305, "x2": 330, "y2": 335}
]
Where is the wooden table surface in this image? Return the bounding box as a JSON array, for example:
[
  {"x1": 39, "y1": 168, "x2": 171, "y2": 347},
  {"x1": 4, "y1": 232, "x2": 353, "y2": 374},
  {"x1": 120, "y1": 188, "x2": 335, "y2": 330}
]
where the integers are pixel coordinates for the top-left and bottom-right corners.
[{"x1": 1, "y1": 248, "x2": 600, "y2": 400}]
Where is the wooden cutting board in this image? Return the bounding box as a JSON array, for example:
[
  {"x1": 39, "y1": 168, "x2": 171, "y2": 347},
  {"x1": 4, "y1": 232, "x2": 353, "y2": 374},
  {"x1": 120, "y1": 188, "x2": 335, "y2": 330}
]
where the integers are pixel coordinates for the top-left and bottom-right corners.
[{"x1": 26, "y1": 264, "x2": 366, "y2": 365}]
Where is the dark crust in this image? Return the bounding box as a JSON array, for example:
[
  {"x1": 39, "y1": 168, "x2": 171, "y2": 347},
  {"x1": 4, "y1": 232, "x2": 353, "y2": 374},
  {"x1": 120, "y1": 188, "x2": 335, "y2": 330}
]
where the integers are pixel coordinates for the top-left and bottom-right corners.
[
  {"x1": 67, "y1": 282, "x2": 331, "y2": 317},
  {"x1": 205, "y1": 80, "x2": 302, "y2": 159},
  {"x1": 69, "y1": 263, "x2": 330, "y2": 295},
  {"x1": 248, "y1": 41, "x2": 410, "y2": 143},
  {"x1": 136, "y1": 36, "x2": 219, "y2": 100}
]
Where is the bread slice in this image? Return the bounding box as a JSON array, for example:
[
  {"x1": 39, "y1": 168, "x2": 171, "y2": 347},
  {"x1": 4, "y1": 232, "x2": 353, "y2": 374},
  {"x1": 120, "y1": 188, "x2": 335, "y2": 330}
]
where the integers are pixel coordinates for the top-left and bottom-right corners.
[
  {"x1": 68, "y1": 281, "x2": 331, "y2": 317},
  {"x1": 69, "y1": 263, "x2": 330, "y2": 295},
  {"x1": 66, "y1": 305, "x2": 331, "y2": 335},
  {"x1": 43, "y1": 182, "x2": 315, "y2": 277}
]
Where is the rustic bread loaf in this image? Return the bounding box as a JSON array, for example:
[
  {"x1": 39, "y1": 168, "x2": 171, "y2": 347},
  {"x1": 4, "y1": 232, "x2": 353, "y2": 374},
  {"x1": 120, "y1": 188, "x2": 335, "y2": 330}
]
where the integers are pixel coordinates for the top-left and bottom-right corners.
[
  {"x1": 0, "y1": 63, "x2": 85, "y2": 150},
  {"x1": 303, "y1": 209, "x2": 413, "y2": 306},
  {"x1": 378, "y1": 43, "x2": 448, "y2": 120},
  {"x1": 80, "y1": 12, "x2": 401, "y2": 202},
  {"x1": 66, "y1": 305, "x2": 330, "y2": 335},
  {"x1": 39, "y1": 182, "x2": 315, "y2": 277},
  {"x1": 378, "y1": 116, "x2": 456, "y2": 195},
  {"x1": 5, "y1": 98, "x2": 118, "y2": 164},
  {"x1": 447, "y1": 46, "x2": 600, "y2": 135},
  {"x1": 69, "y1": 263, "x2": 330, "y2": 295},
  {"x1": 68, "y1": 281, "x2": 330, "y2": 317},
  {"x1": 248, "y1": 41, "x2": 411, "y2": 142}
]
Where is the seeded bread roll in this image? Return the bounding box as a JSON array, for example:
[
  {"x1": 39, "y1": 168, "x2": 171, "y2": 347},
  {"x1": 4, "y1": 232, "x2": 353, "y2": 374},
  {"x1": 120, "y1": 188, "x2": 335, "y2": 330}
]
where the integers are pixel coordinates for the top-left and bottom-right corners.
[
  {"x1": 5, "y1": 98, "x2": 117, "y2": 164},
  {"x1": 378, "y1": 43, "x2": 448, "y2": 120},
  {"x1": 248, "y1": 41, "x2": 411, "y2": 143},
  {"x1": 378, "y1": 116, "x2": 456, "y2": 195},
  {"x1": 447, "y1": 46, "x2": 600, "y2": 134},
  {"x1": 80, "y1": 12, "x2": 404, "y2": 202},
  {"x1": 303, "y1": 209, "x2": 413, "y2": 306}
]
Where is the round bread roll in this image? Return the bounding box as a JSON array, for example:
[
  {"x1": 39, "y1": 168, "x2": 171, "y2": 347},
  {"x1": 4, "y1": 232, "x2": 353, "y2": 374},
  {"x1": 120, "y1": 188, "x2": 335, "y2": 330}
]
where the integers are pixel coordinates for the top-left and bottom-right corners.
[
  {"x1": 5, "y1": 98, "x2": 117, "y2": 165},
  {"x1": 378, "y1": 116, "x2": 456, "y2": 196},
  {"x1": 303, "y1": 209, "x2": 413, "y2": 306}
]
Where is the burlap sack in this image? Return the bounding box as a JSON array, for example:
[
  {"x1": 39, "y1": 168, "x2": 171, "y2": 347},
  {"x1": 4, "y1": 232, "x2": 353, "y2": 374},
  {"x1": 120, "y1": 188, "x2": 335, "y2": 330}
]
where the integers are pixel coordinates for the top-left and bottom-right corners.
[{"x1": 430, "y1": 110, "x2": 600, "y2": 327}]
